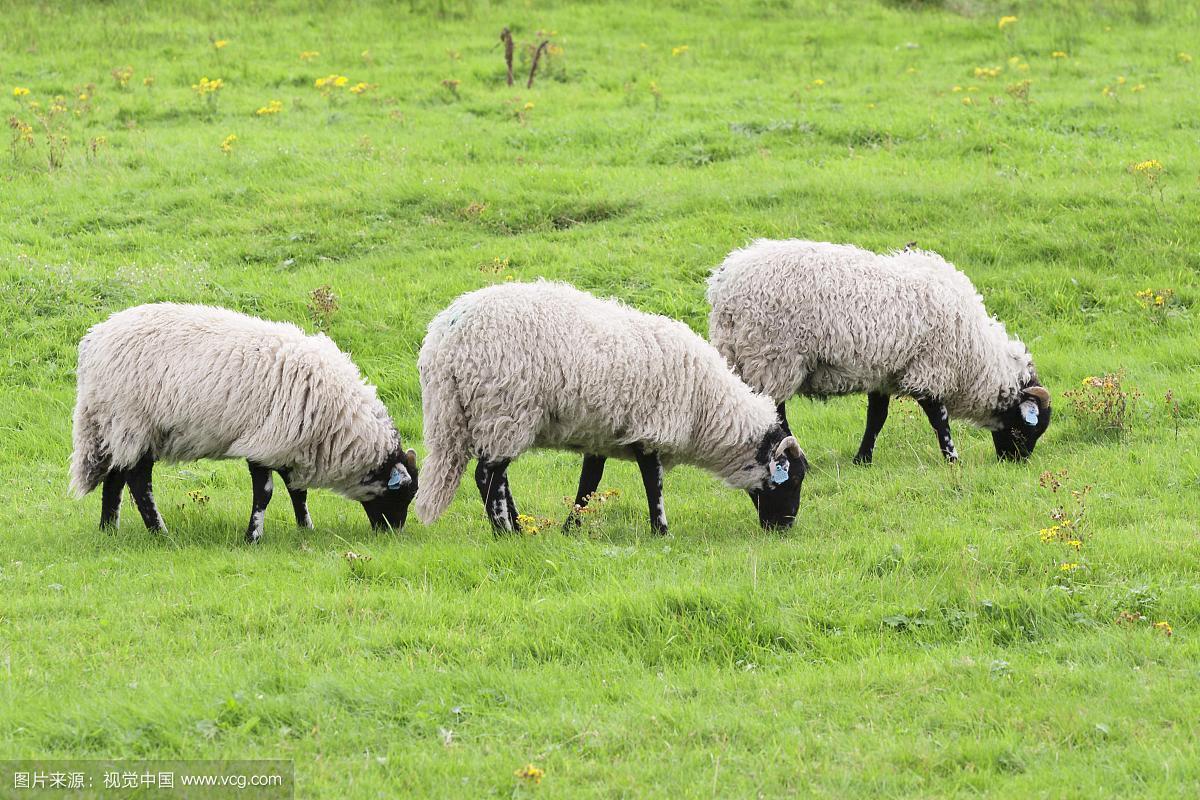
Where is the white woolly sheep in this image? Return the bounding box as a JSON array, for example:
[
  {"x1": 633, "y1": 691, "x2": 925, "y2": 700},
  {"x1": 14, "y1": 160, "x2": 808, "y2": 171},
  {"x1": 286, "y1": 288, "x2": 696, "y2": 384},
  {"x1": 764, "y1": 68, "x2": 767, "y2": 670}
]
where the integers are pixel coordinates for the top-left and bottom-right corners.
[
  {"x1": 707, "y1": 240, "x2": 1051, "y2": 463},
  {"x1": 413, "y1": 281, "x2": 808, "y2": 534},
  {"x1": 70, "y1": 303, "x2": 418, "y2": 541}
]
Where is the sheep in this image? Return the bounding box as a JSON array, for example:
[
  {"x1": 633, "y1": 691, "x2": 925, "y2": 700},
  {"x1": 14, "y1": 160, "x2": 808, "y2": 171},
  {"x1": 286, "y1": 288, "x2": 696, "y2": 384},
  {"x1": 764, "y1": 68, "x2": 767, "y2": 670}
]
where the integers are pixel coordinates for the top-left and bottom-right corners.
[
  {"x1": 707, "y1": 239, "x2": 1051, "y2": 464},
  {"x1": 413, "y1": 281, "x2": 808, "y2": 534},
  {"x1": 69, "y1": 303, "x2": 418, "y2": 542}
]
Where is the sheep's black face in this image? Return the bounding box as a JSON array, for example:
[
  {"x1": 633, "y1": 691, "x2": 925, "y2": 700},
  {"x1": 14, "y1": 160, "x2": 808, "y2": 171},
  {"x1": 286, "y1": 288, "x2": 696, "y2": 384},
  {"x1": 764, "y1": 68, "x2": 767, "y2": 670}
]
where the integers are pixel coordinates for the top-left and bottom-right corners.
[
  {"x1": 993, "y1": 386, "x2": 1051, "y2": 461},
  {"x1": 361, "y1": 448, "x2": 419, "y2": 530},
  {"x1": 746, "y1": 432, "x2": 808, "y2": 529}
]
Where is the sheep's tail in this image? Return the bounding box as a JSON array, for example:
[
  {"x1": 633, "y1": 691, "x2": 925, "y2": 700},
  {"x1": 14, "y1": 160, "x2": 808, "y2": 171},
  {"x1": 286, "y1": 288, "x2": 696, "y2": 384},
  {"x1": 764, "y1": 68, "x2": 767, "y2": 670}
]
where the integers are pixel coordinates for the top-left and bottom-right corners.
[
  {"x1": 413, "y1": 359, "x2": 470, "y2": 525},
  {"x1": 69, "y1": 403, "x2": 110, "y2": 498}
]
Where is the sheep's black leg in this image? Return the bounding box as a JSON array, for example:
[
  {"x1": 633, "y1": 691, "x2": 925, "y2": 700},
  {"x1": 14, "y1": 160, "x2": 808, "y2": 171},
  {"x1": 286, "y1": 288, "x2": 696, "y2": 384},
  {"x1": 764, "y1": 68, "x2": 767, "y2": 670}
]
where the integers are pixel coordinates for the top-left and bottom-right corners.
[
  {"x1": 99, "y1": 470, "x2": 126, "y2": 529},
  {"x1": 917, "y1": 397, "x2": 959, "y2": 462},
  {"x1": 633, "y1": 446, "x2": 668, "y2": 535},
  {"x1": 475, "y1": 458, "x2": 520, "y2": 533},
  {"x1": 564, "y1": 454, "x2": 607, "y2": 531},
  {"x1": 276, "y1": 468, "x2": 312, "y2": 528},
  {"x1": 126, "y1": 454, "x2": 165, "y2": 532},
  {"x1": 776, "y1": 402, "x2": 791, "y2": 436},
  {"x1": 853, "y1": 392, "x2": 891, "y2": 465},
  {"x1": 246, "y1": 461, "x2": 274, "y2": 544}
]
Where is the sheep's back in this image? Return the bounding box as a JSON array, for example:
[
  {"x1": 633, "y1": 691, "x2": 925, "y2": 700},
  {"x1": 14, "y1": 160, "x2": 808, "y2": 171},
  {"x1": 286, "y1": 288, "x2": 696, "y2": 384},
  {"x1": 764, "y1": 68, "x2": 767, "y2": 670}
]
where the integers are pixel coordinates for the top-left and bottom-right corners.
[
  {"x1": 424, "y1": 282, "x2": 733, "y2": 455},
  {"x1": 708, "y1": 240, "x2": 983, "y2": 399},
  {"x1": 77, "y1": 303, "x2": 362, "y2": 466}
]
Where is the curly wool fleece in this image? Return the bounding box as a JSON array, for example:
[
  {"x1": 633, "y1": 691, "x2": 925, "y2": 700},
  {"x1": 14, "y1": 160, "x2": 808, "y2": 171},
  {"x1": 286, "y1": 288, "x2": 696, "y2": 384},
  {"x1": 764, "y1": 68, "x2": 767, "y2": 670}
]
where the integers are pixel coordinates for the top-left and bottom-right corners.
[{"x1": 707, "y1": 239, "x2": 1038, "y2": 427}]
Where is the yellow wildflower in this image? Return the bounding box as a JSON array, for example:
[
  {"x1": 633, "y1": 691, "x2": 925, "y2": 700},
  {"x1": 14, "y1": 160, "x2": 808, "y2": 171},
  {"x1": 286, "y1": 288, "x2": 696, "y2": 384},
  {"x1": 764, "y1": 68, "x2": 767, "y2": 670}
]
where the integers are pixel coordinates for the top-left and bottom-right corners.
[
  {"x1": 1059, "y1": 562, "x2": 1081, "y2": 573},
  {"x1": 315, "y1": 74, "x2": 350, "y2": 92},
  {"x1": 213, "y1": 39, "x2": 229, "y2": 49},
  {"x1": 1179, "y1": 52, "x2": 1193, "y2": 64},
  {"x1": 973, "y1": 66, "x2": 1002, "y2": 79},
  {"x1": 255, "y1": 99, "x2": 284, "y2": 116},
  {"x1": 514, "y1": 764, "x2": 544, "y2": 784},
  {"x1": 1154, "y1": 621, "x2": 1173, "y2": 637},
  {"x1": 998, "y1": 15, "x2": 1018, "y2": 30},
  {"x1": 143, "y1": 76, "x2": 155, "y2": 87},
  {"x1": 299, "y1": 50, "x2": 320, "y2": 61},
  {"x1": 1116, "y1": 75, "x2": 1127, "y2": 85},
  {"x1": 523, "y1": 101, "x2": 534, "y2": 111},
  {"x1": 12, "y1": 86, "x2": 29, "y2": 97},
  {"x1": 811, "y1": 78, "x2": 825, "y2": 86},
  {"x1": 349, "y1": 82, "x2": 371, "y2": 95},
  {"x1": 1131, "y1": 83, "x2": 1145, "y2": 92},
  {"x1": 192, "y1": 76, "x2": 225, "y2": 96},
  {"x1": 952, "y1": 85, "x2": 963, "y2": 92},
  {"x1": 1066, "y1": 540, "x2": 1082, "y2": 551},
  {"x1": 1051, "y1": 51, "x2": 1067, "y2": 59},
  {"x1": 220, "y1": 133, "x2": 237, "y2": 153},
  {"x1": 671, "y1": 45, "x2": 689, "y2": 57},
  {"x1": 962, "y1": 96, "x2": 974, "y2": 106}
]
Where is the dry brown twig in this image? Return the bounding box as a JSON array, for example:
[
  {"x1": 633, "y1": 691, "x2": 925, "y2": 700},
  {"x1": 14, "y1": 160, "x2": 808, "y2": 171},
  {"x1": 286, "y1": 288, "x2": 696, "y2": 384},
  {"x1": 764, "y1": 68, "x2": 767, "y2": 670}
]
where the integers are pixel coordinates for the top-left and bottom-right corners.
[
  {"x1": 499, "y1": 28, "x2": 515, "y2": 86},
  {"x1": 527, "y1": 39, "x2": 549, "y2": 88}
]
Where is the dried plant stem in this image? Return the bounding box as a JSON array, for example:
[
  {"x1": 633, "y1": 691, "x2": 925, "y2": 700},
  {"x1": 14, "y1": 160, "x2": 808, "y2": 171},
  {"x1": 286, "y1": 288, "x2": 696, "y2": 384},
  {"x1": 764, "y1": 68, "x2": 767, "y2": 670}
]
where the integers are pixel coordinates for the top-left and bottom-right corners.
[
  {"x1": 527, "y1": 40, "x2": 549, "y2": 89},
  {"x1": 500, "y1": 28, "x2": 515, "y2": 86}
]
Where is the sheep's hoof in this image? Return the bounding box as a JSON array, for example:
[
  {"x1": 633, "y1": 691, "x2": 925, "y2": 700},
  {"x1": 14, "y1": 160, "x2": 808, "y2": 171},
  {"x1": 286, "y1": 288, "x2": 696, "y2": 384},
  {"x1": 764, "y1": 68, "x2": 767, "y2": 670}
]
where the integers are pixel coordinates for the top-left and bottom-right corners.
[
  {"x1": 562, "y1": 513, "x2": 582, "y2": 533},
  {"x1": 852, "y1": 452, "x2": 873, "y2": 465}
]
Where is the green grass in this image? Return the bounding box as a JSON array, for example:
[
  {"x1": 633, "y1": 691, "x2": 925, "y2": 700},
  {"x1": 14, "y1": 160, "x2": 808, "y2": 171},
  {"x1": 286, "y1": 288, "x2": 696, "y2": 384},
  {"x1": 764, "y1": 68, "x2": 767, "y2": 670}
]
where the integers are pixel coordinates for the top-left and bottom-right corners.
[{"x1": 2, "y1": 0, "x2": 1199, "y2": 796}]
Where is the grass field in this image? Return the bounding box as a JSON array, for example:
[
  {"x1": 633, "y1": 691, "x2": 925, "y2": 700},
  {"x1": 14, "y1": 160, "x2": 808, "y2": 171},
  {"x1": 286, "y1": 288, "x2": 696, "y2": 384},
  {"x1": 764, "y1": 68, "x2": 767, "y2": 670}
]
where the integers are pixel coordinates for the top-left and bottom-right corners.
[{"x1": 2, "y1": 0, "x2": 1198, "y2": 796}]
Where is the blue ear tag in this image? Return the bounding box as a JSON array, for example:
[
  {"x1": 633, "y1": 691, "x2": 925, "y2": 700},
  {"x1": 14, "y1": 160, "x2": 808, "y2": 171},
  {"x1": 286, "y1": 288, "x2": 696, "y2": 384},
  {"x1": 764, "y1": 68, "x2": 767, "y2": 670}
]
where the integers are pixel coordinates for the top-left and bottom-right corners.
[
  {"x1": 388, "y1": 467, "x2": 406, "y2": 489},
  {"x1": 771, "y1": 462, "x2": 790, "y2": 484},
  {"x1": 1020, "y1": 401, "x2": 1039, "y2": 426}
]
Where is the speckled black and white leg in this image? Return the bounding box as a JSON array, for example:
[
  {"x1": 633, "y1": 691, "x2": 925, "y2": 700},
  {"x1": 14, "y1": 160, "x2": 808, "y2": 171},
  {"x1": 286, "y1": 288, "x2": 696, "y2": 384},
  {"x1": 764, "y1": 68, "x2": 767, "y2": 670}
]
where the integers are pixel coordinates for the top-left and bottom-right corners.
[
  {"x1": 854, "y1": 392, "x2": 891, "y2": 465},
  {"x1": 246, "y1": 461, "x2": 274, "y2": 543},
  {"x1": 917, "y1": 397, "x2": 959, "y2": 462},
  {"x1": 99, "y1": 469, "x2": 126, "y2": 529},
  {"x1": 633, "y1": 446, "x2": 668, "y2": 535},
  {"x1": 126, "y1": 454, "x2": 165, "y2": 532},
  {"x1": 564, "y1": 454, "x2": 607, "y2": 531},
  {"x1": 276, "y1": 468, "x2": 311, "y2": 528},
  {"x1": 475, "y1": 458, "x2": 519, "y2": 533}
]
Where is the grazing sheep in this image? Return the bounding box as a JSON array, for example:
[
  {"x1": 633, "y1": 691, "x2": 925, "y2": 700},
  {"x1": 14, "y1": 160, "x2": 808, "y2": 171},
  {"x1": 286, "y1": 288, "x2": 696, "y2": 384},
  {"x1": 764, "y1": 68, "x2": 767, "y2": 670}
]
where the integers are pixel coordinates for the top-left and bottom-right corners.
[
  {"x1": 707, "y1": 240, "x2": 1051, "y2": 463},
  {"x1": 69, "y1": 303, "x2": 418, "y2": 541},
  {"x1": 414, "y1": 281, "x2": 808, "y2": 534}
]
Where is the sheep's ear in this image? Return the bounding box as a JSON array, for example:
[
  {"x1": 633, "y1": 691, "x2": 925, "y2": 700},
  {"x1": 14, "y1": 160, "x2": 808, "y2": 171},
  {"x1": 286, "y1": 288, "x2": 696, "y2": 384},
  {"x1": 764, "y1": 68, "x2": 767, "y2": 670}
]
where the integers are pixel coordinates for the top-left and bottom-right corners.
[
  {"x1": 1023, "y1": 386, "x2": 1051, "y2": 409},
  {"x1": 403, "y1": 448, "x2": 418, "y2": 470},
  {"x1": 388, "y1": 465, "x2": 411, "y2": 489},
  {"x1": 1019, "y1": 399, "x2": 1040, "y2": 425},
  {"x1": 770, "y1": 436, "x2": 805, "y2": 484},
  {"x1": 774, "y1": 435, "x2": 804, "y2": 461}
]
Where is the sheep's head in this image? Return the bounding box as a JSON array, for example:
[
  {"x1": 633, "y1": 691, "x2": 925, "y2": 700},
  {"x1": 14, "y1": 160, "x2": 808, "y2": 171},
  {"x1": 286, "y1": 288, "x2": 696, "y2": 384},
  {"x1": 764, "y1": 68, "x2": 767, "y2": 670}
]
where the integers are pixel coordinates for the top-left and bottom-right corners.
[
  {"x1": 992, "y1": 383, "x2": 1051, "y2": 460},
  {"x1": 746, "y1": 428, "x2": 808, "y2": 529},
  {"x1": 360, "y1": 448, "x2": 419, "y2": 530}
]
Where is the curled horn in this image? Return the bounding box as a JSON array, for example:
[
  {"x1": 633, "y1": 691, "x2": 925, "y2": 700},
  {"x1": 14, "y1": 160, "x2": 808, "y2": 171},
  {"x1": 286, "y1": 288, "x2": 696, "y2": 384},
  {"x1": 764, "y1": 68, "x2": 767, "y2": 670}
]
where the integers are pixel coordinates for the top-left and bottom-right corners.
[{"x1": 1023, "y1": 386, "x2": 1051, "y2": 408}]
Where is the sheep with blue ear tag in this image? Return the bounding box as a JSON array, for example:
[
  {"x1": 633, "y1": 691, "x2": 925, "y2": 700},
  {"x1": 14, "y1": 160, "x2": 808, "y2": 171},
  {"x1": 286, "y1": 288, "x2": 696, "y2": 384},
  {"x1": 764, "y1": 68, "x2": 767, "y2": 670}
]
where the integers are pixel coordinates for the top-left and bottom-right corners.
[
  {"x1": 70, "y1": 303, "x2": 419, "y2": 542},
  {"x1": 414, "y1": 281, "x2": 809, "y2": 534},
  {"x1": 707, "y1": 239, "x2": 1051, "y2": 464}
]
